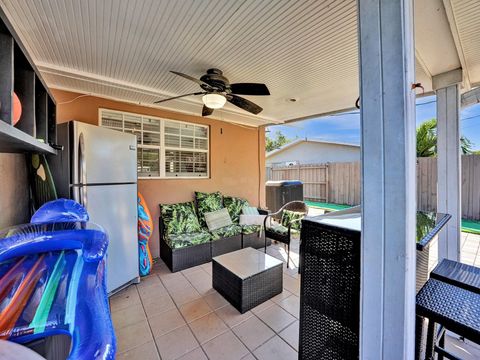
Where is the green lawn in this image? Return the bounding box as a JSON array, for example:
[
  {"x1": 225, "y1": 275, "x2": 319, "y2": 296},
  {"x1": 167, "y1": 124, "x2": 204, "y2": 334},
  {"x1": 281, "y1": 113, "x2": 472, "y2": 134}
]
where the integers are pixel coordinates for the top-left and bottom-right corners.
[
  {"x1": 306, "y1": 201, "x2": 480, "y2": 235},
  {"x1": 305, "y1": 201, "x2": 351, "y2": 212},
  {"x1": 462, "y1": 219, "x2": 480, "y2": 235}
]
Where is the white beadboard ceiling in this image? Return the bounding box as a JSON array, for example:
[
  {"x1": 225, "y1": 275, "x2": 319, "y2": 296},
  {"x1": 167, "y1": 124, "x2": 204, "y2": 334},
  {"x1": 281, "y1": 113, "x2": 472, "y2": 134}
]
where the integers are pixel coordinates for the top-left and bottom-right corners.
[
  {"x1": 448, "y1": 0, "x2": 480, "y2": 88},
  {"x1": 0, "y1": 0, "x2": 475, "y2": 126}
]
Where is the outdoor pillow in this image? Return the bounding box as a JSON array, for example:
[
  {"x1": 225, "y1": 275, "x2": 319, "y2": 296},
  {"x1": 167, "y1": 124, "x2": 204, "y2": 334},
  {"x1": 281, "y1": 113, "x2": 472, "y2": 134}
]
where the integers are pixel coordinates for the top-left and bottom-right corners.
[
  {"x1": 165, "y1": 231, "x2": 211, "y2": 249},
  {"x1": 195, "y1": 191, "x2": 223, "y2": 228},
  {"x1": 242, "y1": 206, "x2": 260, "y2": 216},
  {"x1": 210, "y1": 224, "x2": 242, "y2": 240},
  {"x1": 224, "y1": 196, "x2": 249, "y2": 223},
  {"x1": 205, "y1": 208, "x2": 233, "y2": 231},
  {"x1": 160, "y1": 201, "x2": 202, "y2": 236},
  {"x1": 281, "y1": 209, "x2": 304, "y2": 231}
]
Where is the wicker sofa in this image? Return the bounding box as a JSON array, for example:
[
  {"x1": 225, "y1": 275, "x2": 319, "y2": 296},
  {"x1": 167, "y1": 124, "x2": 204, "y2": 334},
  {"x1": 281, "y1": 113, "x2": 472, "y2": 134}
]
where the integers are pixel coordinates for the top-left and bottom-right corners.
[{"x1": 159, "y1": 192, "x2": 270, "y2": 272}]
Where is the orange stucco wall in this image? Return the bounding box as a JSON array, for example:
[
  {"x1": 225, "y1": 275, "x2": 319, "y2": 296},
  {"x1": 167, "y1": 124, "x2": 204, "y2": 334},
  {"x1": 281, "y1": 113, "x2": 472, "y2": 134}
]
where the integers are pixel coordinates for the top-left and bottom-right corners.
[{"x1": 52, "y1": 89, "x2": 266, "y2": 258}]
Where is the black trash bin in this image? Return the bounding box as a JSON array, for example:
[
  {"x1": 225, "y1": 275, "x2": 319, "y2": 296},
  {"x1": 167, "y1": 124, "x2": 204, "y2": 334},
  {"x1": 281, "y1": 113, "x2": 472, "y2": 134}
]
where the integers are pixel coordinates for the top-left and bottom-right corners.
[{"x1": 265, "y1": 180, "x2": 303, "y2": 214}]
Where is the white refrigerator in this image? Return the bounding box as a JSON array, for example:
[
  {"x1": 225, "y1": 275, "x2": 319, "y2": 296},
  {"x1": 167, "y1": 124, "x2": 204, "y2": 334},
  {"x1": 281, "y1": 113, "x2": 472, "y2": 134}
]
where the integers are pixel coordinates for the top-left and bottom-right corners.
[{"x1": 49, "y1": 121, "x2": 139, "y2": 294}]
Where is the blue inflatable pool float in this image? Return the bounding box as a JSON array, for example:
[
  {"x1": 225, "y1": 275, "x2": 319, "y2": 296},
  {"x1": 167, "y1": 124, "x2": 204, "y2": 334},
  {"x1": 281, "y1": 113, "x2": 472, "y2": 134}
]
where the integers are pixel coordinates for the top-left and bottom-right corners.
[{"x1": 0, "y1": 199, "x2": 116, "y2": 359}]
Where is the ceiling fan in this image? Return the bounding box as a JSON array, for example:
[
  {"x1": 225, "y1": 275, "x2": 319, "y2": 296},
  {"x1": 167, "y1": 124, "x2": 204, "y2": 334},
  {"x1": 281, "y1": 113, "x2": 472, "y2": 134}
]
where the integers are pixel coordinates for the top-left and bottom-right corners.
[{"x1": 154, "y1": 68, "x2": 270, "y2": 116}]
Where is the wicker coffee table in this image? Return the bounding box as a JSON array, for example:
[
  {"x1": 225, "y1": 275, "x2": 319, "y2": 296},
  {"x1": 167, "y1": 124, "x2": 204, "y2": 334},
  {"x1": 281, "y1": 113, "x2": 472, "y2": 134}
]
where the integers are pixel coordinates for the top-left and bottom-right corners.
[{"x1": 212, "y1": 247, "x2": 283, "y2": 313}]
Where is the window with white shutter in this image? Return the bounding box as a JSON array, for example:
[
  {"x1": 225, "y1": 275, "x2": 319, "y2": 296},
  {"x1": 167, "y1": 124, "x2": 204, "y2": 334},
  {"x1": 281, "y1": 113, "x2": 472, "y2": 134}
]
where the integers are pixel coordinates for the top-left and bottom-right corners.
[
  {"x1": 100, "y1": 109, "x2": 209, "y2": 179},
  {"x1": 164, "y1": 121, "x2": 208, "y2": 177}
]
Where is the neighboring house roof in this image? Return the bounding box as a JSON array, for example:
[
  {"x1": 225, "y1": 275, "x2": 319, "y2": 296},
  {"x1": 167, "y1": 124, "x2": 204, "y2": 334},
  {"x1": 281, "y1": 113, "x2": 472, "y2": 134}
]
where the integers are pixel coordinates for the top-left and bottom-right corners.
[{"x1": 266, "y1": 138, "x2": 360, "y2": 158}]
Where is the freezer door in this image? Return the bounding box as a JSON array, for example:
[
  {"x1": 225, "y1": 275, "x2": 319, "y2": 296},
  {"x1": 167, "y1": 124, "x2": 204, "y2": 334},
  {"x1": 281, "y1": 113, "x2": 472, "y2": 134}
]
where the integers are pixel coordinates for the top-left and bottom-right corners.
[
  {"x1": 83, "y1": 183, "x2": 139, "y2": 293},
  {"x1": 72, "y1": 121, "x2": 137, "y2": 185}
]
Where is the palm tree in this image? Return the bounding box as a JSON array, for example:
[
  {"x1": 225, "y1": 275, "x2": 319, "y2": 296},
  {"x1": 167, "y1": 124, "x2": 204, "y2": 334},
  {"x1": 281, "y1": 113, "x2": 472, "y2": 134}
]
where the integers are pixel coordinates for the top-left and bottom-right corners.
[
  {"x1": 416, "y1": 119, "x2": 437, "y2": 157},
  {"x1": 416, "y1": 118, "x2": 473, "y2": 157}
]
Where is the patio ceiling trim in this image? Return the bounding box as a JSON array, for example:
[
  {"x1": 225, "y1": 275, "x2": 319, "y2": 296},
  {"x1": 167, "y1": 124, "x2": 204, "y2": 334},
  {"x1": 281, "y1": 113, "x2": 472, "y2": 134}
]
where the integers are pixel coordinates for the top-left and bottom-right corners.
[
  {"x1": 280, "y1": 105, "x2": 359, "y2": 125},
  {"x1": 432, "y1": 68, "x2": 463, "y2": 91},
  {"x1": 443, "y1": 0, "x2": 472, "y2": 89},
  {"x1": 414, "y1": 0, "x2": 463, "y2": 86},
  {"x1": 461, "y1": 86, "x2": 480, "y2": 108}
]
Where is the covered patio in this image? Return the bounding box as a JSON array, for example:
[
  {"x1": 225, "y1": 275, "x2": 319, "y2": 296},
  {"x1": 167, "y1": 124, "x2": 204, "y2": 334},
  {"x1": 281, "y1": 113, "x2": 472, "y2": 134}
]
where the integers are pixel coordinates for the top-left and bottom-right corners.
[{"x1": 1, "y1": 0, "x2": 480, "y2": 359}]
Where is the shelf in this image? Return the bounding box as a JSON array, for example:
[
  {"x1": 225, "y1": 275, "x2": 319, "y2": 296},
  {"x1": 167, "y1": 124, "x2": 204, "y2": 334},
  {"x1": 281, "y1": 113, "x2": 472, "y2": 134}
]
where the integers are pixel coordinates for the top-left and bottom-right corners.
[
  {"x1": 0, "y1": 7, "x2": 57, "y2": 155},
  {"x1": 0, "y1": 120, "x2": 56, "y2": 155}
]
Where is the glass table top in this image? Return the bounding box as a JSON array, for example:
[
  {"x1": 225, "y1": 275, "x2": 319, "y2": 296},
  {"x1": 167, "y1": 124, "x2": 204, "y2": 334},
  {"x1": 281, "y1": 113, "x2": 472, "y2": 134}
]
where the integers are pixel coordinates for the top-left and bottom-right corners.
[
  {"x1": 213, "y1": 247, "x2": 283, "y2": 280},
  {"x1": 307, "y1": 209, "x2": 451, "y2": 250}
]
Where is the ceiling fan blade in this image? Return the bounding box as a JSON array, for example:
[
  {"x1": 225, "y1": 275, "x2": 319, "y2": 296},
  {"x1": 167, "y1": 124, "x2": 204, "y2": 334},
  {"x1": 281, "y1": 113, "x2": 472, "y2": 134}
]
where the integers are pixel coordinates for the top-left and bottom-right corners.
[
  {"x1": 227, "y1": 94, "x2": 263, "y2": 115},
  {"x1": 230, "y1": 83, "x2": 270, "y2": 96},
  {"x1": 202, "y1": 105, "x2": 214, "y2": 117},
  {"x1": 154, "y1": 91, "x2": 206, "y2": 104},
  {"x1": 170, "y1": 71, "x2": 213, "y2": 89}
]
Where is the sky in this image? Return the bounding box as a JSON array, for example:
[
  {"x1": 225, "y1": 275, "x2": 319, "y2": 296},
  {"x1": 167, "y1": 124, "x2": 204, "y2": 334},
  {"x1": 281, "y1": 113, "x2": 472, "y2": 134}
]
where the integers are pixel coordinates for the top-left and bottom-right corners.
[{"x1": 267, "y1": 95, "x2": 480, "y2": 151}]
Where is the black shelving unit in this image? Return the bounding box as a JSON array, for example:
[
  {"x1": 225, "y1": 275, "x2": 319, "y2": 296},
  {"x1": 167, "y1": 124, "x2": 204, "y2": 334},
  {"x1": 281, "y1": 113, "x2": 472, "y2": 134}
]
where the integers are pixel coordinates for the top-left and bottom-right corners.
[{"x1": 0, "y1": 8, "x2": 56, "y2": 155}]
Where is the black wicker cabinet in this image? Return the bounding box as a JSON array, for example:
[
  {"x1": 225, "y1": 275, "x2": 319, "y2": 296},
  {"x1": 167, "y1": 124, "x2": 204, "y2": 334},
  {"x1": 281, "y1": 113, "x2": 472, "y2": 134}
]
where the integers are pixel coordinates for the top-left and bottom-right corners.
[
  {"x1": 299, "y1": 218, "x2": 361, "y2": 360},
  {"x1": 298, "y1": 210, "x2": 450, "y2": 359}
]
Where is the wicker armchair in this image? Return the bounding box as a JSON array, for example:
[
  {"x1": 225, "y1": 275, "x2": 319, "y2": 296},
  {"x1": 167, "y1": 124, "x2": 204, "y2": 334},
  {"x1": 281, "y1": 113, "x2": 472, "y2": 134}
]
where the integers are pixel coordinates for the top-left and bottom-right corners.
[{"x1": 263, "y1": 201, "x2": 308, "y2": 268}]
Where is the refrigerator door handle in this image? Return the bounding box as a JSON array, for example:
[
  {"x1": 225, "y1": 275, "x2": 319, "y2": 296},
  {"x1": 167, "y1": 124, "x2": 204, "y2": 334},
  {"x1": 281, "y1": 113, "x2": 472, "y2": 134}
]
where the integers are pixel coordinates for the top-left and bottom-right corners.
[{"x1": 78, "y1": 132, "x2": 88, "y2": 207}]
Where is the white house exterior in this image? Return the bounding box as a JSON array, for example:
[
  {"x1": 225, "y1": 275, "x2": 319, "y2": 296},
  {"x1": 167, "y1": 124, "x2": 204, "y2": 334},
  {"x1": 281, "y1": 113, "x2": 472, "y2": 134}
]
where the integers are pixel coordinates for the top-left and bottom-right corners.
[{"x1": 266, "y1": 139, "x2": 360, "y2": 166}]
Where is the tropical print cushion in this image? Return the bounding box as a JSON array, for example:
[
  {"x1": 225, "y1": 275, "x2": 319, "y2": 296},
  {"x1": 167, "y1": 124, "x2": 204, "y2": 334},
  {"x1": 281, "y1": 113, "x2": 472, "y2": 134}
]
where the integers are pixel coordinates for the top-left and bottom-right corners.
[
  {"x1": 210, "y1": 224, "x2": 242, "y2": 240},
  {"x1": 195, "y1": 191, "x2": 223, "y2": 228},
  {"x1": 242, "y1": 224, "x2": 261, "y2": 235},
  {"x1": 165, "y1": 231, "x2": 211, "y2": 249},
  {"x1": 281, "y1": 209, "x2": 304, "y2": 231},
  {"x1": 205, "y1": 208, "x2": 233, "y2": 231},
  {"x1": 161, "y1": 202, "x2": 201, "y2": 236},
  {"x1": 267, "y1": 223, "x2": 289, "y2": 235},
  {"x1": 223, "y1": 196, "x2": 249, "y2": 224}
]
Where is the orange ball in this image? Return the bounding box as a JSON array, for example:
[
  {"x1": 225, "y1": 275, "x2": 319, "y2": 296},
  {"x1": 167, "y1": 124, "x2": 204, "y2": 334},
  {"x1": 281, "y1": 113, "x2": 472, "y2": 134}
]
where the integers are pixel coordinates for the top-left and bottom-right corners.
[{"x1": 13, "y1": 92, "x2": 22, "y2": 126}]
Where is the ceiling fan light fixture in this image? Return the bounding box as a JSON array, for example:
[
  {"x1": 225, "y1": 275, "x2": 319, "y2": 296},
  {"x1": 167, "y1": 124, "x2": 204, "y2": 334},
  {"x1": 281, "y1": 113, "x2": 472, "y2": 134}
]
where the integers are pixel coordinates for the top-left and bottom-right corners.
[{"x1": 202, "y1": 93, "x2": 226, "y2": 109}]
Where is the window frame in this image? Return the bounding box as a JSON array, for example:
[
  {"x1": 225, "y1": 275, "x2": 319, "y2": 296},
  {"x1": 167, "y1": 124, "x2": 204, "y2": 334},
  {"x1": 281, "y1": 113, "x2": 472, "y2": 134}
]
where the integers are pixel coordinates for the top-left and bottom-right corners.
[{"x1": 99, "y1": 108, "x2": 210, "y2": 179}]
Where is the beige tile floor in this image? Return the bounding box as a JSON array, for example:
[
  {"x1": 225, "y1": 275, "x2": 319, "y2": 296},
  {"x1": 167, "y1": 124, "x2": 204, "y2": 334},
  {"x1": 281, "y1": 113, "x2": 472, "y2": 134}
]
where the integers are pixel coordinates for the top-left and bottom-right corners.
[
  {"x1": 461, "y1": 231, "x2": 480, "y2": 267},
  {"x1": 111, "y1": 241, "x2": 301, "y2": 360},
  {"x1": 111, "y1": 229, "x2": 480, "y2": 360}
]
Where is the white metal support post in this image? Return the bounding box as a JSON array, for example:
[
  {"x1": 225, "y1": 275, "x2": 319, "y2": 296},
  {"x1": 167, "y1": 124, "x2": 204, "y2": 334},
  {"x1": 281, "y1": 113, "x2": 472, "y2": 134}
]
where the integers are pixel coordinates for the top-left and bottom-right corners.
[
  {"x1": 358, "y1": 0, "x2": 416, "y2": 358},
  {"x1": 435, "y1": 69, "x2": 462, "y2": 261}
]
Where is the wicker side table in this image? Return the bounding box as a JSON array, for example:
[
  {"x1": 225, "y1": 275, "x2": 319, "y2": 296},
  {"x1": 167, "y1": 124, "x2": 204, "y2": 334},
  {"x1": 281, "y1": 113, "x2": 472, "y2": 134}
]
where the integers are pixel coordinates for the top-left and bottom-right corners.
[{"x1": 212, "y1": 247, "x2": 283, "y2": 313}]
